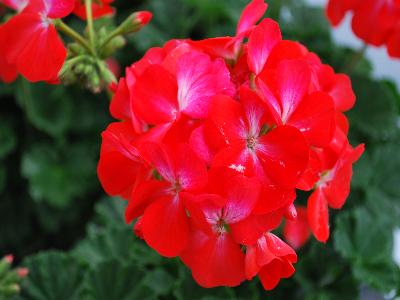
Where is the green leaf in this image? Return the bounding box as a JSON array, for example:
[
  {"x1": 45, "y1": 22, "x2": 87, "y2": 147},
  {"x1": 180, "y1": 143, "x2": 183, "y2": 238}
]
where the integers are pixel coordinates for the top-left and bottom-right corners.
[
  {"x1": 80, "y1": 260, "x2": 155, "y2": 300},
  {"x1": 21, "y1": 143, "x2": 97, "y2": 208},
  {"x1": 15, "y1": 80, "x2": 73, "y2": 138},
  {"x1": 353, "y1": 261, "x2": 399, "y2": 293},
  {"x1": 348, "y1": 75, "x2": 399, "y2": 141},
  {"x1": 369, "y1": 143, "x2": 400, "y2": 198},
  {"x1": 0, "y1": 120, "x2": 16, "y2": 159},
  {"x1": 20, "y1": 252, "x2": 85, "y2": 300},
  {"x1": 334, "y1": 208, "x2": 398, "y2": 292}
]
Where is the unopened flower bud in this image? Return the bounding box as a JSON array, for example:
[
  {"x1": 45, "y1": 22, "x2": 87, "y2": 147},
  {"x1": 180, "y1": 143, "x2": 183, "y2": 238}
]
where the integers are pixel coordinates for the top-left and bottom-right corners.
[
  {"x1": 16, "y1": 268, "x2": 29, "y2": 278},
  {"x1": 4, "y1": 255, "x2": 13, "y2": 264}
]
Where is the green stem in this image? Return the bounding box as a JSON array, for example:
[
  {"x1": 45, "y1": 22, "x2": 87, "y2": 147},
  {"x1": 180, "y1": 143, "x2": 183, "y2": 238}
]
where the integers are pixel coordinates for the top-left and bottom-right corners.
[
  {"x1": 55, "y1": 20, "x2": 95, "y2": 55},
  {"x1": 99, "y1": 27, "x2": 123, "y2": 51},
  {"x1": 85, "y1": 0, "x2": 96, "y2": 55},
  {"x1": 342, "y1": 44, "x2": 368, "y2": 74}
]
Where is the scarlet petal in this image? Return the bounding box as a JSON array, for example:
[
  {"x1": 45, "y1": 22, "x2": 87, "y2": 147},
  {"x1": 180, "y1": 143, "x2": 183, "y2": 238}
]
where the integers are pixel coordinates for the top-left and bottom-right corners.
[
  {"x1": 223, "y1": 176, "x2": 260, "y2": 224},
  {"x1": 253, "y1": 185, "x2": 295, "y2": 214},
  {"x1": 125, "y1": 180, "x2": 169, "y2": 223},
  {"x1": 258, "y1": 125, "x2": 309, "y2": 188},
  {"x1": 142, "y1": 195, "x2": 190, "y2": 257},
  {"x1": 324, "y1": 144, "x2": 364, "y2": 209},
  {"x1": 288, "y1": 91, "x2": 335, "y2": 147},
  {"x1": 110, "y1": 78, "x2": 131, "y2": 120},
  {"x1": 326, "y1": 0, "x2": 354, "y2": 26},
  {"x1": 275, "y1": 60, "x2": 311, "y2": 122},
  {"x1": 24, "y1": 0, "x2": 75, "y2": 18},
  {"x1": 307, "y1": 188, "x2": 330, "y2": 243},
  {"x1": 176, "y1": 52, "x2": 234, "y2": 119},
  {"x1": 247, "y1": 18, "x2": 281, "y2": 75},
  {"x1": 258, "y1": 259, "x2": 295, "y2": 290},
  {"x1": 206, "y1": 95, "x2": 244, "y2": 148},
  {"x1": 181, "y1": 229, "x2": 245, "y2": 287},
  {"x1": 329, "y1": 74, "x2": 356, "y2": 112},
  {"x1": 132, "y1": 65, "x2": 178, "y2": 125},
  {"x1": 283, "y1": 207, "x2": 311, "y2": 249},
  {"x1": 139, "y1": 142, "x2": 175, "y2": 183},
  {"x1": 388, "y1": 29, "x2": 400, "y2": 58},
  {"x1": 231, "y1": 212, "x2": 283, "y2": 246},
  {"x1": 173, "y1": 144, "x2": 208, "y2": 192},
  {"x1": 97, "y1": 122, "x2": 144, "y2": 199},
  {"x1": 189, "y1": 125, "x2": 215, "y2": 166},
  {"x1": 236, "y1": 0, "x2": 268, "y2": 35}
]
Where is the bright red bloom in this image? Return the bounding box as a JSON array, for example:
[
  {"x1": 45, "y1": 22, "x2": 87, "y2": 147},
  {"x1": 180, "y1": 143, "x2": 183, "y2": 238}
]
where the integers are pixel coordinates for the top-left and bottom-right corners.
[
  {"x1": 245, "y1": 233, "x2": 297, "y2": 290},
  {"x1": 326, "y1": 0, "x2": 400, "y2": 58},
  {"x1": 181, "y1": 173, "x2": 260, "y2": 287},
  {"x1": 127, "y1": 142, "x2": 208, "y2": 257},
  {"x1": 98, "y1": 0, "x2": 363, "y2": 290},
  {"x1": 0, "y1": 0, "x2": 74, "y2": 82},
  {"x1": 307, "y1": 139, "x2": 364, "y2": 242},
  {"x1": 73, "y1": 0, "x2": 114, "y2": 20}
]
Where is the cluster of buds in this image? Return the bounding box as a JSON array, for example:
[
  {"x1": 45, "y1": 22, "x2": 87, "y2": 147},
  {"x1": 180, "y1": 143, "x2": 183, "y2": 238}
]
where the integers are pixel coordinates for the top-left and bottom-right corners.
[{"x1": 0, "y1": 255, "x2": 28, "y2": 299}]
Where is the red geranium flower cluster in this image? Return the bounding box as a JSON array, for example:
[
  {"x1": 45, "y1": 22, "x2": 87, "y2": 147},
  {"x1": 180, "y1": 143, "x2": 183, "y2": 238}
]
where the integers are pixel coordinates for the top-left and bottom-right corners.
[
  {"x1": 98, "y1": 0, "x2": 364, "y2": 289},
  {"x1": 327, "y1": 0, "x2": 400, "y2": 58}
]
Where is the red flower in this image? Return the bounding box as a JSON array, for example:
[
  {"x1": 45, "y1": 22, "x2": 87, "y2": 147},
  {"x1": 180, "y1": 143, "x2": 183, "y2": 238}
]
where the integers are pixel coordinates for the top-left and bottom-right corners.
[
  {"x1": 0, "y1": 0, "x2": 74, "y2": 82},
  {"x1": 326, "y1": 0, "x2": 400, "y2": 58},
  {"x1": 181, "y1": 174, "x2": 260, "y2": 287},
  {"x1": 245, "y1": 233, "x2": 297, "y2": 290},
  {"x1": 98, "y1": 0, "x2": 363, "y2": 290},
  {"x1": 73, "y1": 0, "x2": 114, "y2": 20},
  {"x1": 307, "y1": 138, "x2": 364, "y2": 242},
  {"x1": 126, "y1": 142, "x2": 208, "y2": 257}
]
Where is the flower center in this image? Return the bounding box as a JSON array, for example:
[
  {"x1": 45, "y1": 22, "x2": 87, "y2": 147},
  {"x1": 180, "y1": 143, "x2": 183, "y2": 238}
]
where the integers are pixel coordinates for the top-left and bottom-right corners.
[{"x1": 246, "y1": 135, "x2": 257, "y2": 150}]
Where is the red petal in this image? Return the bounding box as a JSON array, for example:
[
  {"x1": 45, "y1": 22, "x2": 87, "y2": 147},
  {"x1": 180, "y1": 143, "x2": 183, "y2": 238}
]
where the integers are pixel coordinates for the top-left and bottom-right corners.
[
  {"x1": 206, "y1": 95, "x2": 244, "y2": 149},
  {"x1": 288, "y1": 91, "x2": 335, "y2": 147},
  {"x1": 189, "y1": 125, "x2": 215, "y2": 166},
  {"x1": 265, "y1": 40, "x2": 307, "y2": 69},
  {"x1": 324, "y1": 144, "x2": 364, "y2": 209},
  {"x1": 307, "y1": 188, "x2": 330, "y2": 243},
  {"x1": 223, "y1": 176, "x2": 260, "y2": 224},
  {"x1": 257, "y1": 125, "x2": 309, "y2": 188},
  {"x1": 247, "y1": 18, "x2": 281, "y2": 75},
  {"x1": 283, "y1": 206, "x2": 311, "y2": 249},
  {"x1": 181, "y1": 229, "x2": 245, "y2": 287},
  {"x1": 388, "y1": 28, "x2": 400, "y2": 58},
  {"x1": 24, "y1": 0, "x2": 74, "y2": 18},
  {"x1": 275, "y1": 60, "x2": 311, "y2": 122},
  {"x1": 176, "y1": 52, "x2": 234, "y2": 119},
  {"x1": 139, "y1": 142, "x2": 175, "y2": 183},
  {"x1": 97, "y1": 122, "x2": 145, "y2": 199},
  {"x1": 173, "y1": 144, "x2": 208, "y2": 192},
  {"x1": 326, "y1": 0, "x2": 352, "y2": 26},
  {"x1": 253, "y1": 185, "x2": 296, "y2": 214},
  {"x1": 230, "y1": 211, "x2": 283, "y2": 245},
  {"x1": 132, "y1": 65, "x2": 178, "y2": 125},
  {"x1": 110, "y1": 77, "x2": 131, "y2": 120},
  {"x1": 236, "y1": 0, "x2": 268, "y2": 36},
  {"x1": 265, "y1": 233, "x2": 297, "y2": 261},
  {"x1": 258, "y1": 259, "x2": 295, "y2": 290},
  {"x1": 142, "y1": 195, "x2": 190, "y2": 257}
]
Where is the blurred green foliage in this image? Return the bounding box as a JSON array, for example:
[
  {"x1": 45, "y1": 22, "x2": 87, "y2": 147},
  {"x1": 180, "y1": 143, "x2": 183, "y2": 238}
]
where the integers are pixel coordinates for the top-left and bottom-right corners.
[{"x1": 1, "y1": 0, "x2": 399, "y2": 299}]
